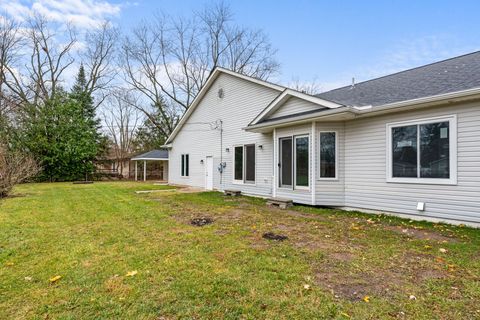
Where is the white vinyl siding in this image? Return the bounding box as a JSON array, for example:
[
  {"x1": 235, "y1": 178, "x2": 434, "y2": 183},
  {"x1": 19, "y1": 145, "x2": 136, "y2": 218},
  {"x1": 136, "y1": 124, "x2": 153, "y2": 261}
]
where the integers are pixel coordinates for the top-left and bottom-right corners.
[
  {"x1": 268, "y1": 96, "x2": 323, "y2": 119},
  {"x1": 344, "y1": 101, "x2": 480, "y2": 224},
  {"x1": 169, "y1": 73, "x2": 279, "y2": 196}
]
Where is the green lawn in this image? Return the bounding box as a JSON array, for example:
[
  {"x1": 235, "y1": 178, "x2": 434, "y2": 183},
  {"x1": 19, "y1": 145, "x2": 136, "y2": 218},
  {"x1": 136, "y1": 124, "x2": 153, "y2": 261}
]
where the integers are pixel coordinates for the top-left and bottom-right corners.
[{"x1": 1, "y1": 182, "x2": 479, "y2": 319}]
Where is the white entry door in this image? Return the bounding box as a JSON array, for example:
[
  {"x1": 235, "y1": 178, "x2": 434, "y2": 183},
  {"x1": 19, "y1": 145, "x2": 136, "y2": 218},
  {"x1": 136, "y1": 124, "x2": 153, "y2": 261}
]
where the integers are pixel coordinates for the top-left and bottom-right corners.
[{"x1": 205, "y1": 156, "x2": 214, "y2": 190}]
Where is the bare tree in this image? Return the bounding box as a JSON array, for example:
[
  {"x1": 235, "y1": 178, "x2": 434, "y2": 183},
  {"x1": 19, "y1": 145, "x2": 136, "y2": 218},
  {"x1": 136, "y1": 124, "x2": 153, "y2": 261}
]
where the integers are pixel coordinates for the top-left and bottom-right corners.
[
  {"x1": 0, "y1": 16, "x2": 24, "y2": 116},
  {"x1": 121, "y1": 1, "x2": 279, "y2": 135},
  {"x1": 0, "y1": 143, "x2": 40, "y2": 198},
  {"x1": 82, "y1": 21, "x2": 119, "y2": 107},
  {"x1": 0, "y1": 15, "x2": 77, "y2": 108},
  {"x1": 102, "y1": 90, "x2": 143, "y2": 176},
  {"x1": 289, "y1": 77, "x2": 323, "y2": 95}
]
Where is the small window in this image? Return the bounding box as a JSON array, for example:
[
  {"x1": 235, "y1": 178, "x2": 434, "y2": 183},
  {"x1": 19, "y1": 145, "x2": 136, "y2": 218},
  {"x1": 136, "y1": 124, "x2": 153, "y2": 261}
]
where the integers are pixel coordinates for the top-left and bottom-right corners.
[
  {"x1": 233, "y1": 144, "x2": 256, "y2": 184},
  {"x1": 181, "y1": 154, "x2": 189, "y2": 177},
  {"x1": 245, "y1": 144, "x2": 256, "y2": 183},
  {"x1": 234, "y1": 146, "x2": 243, "y2": 181},
  {"x1": 319, "y1": 132, "x2": 336, "y2": 178},
  {"x1": 387, "y1": 115, "x2": 456, "y2": 184}
]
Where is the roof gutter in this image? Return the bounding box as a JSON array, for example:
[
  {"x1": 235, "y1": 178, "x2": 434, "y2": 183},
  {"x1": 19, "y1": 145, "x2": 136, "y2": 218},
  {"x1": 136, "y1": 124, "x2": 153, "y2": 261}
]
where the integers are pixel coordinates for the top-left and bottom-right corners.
[{"x1": 245, "y1": 86, "x2": 480, "y2": 132}]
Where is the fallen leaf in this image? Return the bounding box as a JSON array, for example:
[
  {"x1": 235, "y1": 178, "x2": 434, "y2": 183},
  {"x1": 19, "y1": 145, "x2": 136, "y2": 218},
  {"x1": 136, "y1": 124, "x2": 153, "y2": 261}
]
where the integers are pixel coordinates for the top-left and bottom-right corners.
[
  {"x1": 303, "y1": 284, "x2": 311, "y2": 290},
  {"x1": 424, "y1": 245, "x2": 432, "y2": 249},
  {"x1": 5, "y1": 262, "x2": 14, "y2": 266},
  {"x1": 49, "y1": 275, "x2": 62, "y2": 283},
  {"x1": 125, "y1": 270, "x2": 138, "y2": 277},
  {"x1": 439, "y1": 248, "x2": 448, "y2": 253},
  {"x1": 363, "y1": 295, "x2": 370, "y2": 302},
  {"x1": 24, "y1": 276, "x2": 32, "y2": 281}
]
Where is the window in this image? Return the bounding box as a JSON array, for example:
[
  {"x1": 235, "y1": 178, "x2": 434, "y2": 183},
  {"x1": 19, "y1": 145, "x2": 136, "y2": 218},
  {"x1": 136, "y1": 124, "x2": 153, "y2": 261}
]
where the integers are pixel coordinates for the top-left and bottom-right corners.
[
  {"x1": 279, "y1": 135, "x2": 309, "y2": 189},
  {"x1": 319, "y1": 132, "x2": 336, "y2": 178},
  {"x1": 233, "y1": 144, "x2": 256, "y2": 184},
  {"x1": 387, "y1": 115, "x2": 456, "y2": 184},
  {"x1": 280, "y1": 137, "x2": 293, "y2": 187},
  {"x1": 181, "y1": 154, "x2": 189, "y2": 177},
  {"x1": 295, "y1": 136, "x2": 309, "y2": 187},
  {"x1": 245, "y1": 144, "x2": 255, "y2": 183},
  {"x1": 234, "y1": 146, "x2": 243, "y2": 181}
]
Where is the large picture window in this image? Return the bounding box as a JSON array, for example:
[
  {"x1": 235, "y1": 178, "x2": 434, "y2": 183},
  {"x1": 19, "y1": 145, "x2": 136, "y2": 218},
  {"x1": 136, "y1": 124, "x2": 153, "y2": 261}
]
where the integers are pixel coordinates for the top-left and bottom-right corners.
[
  {"x1": 181, "y1": 154, "x2": 189, "y2": 177},
  {"x1": 233, "y1": 144, "x2": 256, "y2": 184},
  {"x1": 387, "y1": 115, "x2": 456, "y2": 184},
  {"x1": 279, "y1": 135, "x2": 309, "y2": 189},
  {"x1": 319, "y1": 132, "x2": 336, "y2": 178}
]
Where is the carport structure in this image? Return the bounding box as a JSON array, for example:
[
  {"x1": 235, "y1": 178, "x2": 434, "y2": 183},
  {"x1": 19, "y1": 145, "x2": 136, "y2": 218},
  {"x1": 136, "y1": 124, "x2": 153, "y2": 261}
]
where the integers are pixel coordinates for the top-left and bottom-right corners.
[{"x1": 131, "y1": 149, "x2": 169, "y2": 181}]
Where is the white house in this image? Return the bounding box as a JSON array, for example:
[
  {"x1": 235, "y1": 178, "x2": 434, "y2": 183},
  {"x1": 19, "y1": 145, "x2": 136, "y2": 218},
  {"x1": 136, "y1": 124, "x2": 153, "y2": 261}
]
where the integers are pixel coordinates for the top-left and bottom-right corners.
[{"x1": 164, "y1": 51, "x2": 480, "y2": 226}]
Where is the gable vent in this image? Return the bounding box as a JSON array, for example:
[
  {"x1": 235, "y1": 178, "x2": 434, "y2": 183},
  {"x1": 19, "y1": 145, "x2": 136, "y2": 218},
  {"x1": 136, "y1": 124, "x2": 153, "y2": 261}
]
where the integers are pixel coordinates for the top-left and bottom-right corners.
[{"x1": 218, "y1": 88, "x2": 225, "y2": 99}]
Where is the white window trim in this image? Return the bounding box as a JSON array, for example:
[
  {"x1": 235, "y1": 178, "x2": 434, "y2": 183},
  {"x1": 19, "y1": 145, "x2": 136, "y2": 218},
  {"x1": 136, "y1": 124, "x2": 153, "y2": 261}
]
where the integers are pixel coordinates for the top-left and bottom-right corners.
[
  {"x1": 294, "y1": 135, "x2": 310, "y2": 190},
  {"x1": 181, "y1": 154, "x2": 190, "y2": 178},
  {"x1": 232, "y1": 144, "x2": 257, "y2": 185},
  {"x1": 277, "y1": 133, "x2": 311, "y2": 191},
  {"x1": 278, "y1": 136, "x2": 293, "y2": 189},
  {"x1": 386, "y1": 114, "x2": 457, "y2": 185},
  {"x1": 318, "y1": 131, "x2": 338, "y2": 181}
]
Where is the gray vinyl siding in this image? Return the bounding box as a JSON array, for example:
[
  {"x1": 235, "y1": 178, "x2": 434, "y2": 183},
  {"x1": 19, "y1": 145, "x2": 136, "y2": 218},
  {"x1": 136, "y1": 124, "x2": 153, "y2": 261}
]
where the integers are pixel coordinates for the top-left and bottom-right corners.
[
  {"x1": 268, "y1": 97, "x2": 322, "y2": 119},
  {"x1": 344, "y1": 101, "x2": 480, "y2": 224},
  {"x1": 169, "y1": 73, "x2": 279, "y2": 196},
  {"x1": 315, "y1": 122, "x2": 345, "y2": 206}
]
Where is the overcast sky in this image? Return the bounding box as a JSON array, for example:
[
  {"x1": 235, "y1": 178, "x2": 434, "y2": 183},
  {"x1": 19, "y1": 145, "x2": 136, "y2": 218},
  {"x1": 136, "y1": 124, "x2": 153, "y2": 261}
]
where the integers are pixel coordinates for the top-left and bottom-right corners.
[{"x1": 2, "y1": 0, "x2": 480, "y2": 92}]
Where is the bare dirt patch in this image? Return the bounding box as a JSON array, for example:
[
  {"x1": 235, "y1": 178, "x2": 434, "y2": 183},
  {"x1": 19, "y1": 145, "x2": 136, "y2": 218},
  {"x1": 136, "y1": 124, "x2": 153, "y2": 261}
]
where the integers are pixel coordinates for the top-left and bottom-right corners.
[
  {"x1": 190, "y1": 217, "x2": 214, "y2": 226},
  {"x1": 262, "y1": 232, "x2": 288, "y2": 241},
  {"x1": 315, "y1": 251, "x2": 448, "y2": 301},
  {"x1": 385, "y1": 225, "x2": 457, "y2": 242}
]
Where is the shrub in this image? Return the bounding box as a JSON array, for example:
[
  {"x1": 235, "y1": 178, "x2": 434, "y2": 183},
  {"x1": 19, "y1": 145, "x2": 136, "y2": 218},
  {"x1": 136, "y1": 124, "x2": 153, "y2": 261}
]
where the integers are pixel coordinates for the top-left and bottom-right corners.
[{"x1": 0, "y1": 144, "x2": 40, "y2": 198}]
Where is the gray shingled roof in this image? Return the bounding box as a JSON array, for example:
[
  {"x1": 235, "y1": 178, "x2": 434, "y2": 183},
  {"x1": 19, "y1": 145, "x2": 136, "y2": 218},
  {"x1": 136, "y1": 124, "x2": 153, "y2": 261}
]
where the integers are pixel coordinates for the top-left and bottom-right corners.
[
  {"x1": 131, "y1": 149, "x2": 169, "y2": 160},
  {"x1": 316, "y1": 51, "x2": 480, "y2": 107}
]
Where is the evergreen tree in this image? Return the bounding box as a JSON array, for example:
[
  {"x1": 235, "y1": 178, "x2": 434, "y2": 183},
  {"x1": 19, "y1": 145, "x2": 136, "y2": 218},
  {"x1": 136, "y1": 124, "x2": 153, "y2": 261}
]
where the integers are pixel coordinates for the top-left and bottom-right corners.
[
  {"x1": 133, "y1": 115, "x2": 167, "y2": 152},
  {"x1": 71, "y1": 64, "x2": 98, "y2": 126},
  {"x1": 21, "y1": 91, "x2": 99, "y2": 181},
  {"x1": 69, "y1": 64, "x2": 105, "y2": 178}
]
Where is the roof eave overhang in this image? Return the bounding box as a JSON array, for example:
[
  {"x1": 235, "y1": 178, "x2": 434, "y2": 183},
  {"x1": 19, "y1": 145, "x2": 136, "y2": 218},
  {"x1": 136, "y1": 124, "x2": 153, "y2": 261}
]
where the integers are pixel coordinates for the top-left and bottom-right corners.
[
  {"x1": 249, "y1": 89, "x2": 343, "y2": 126},
  {"x1": 245, "y1": 107, "x2": 358, "y2": 133},
  {"x1": 165, "y1": 67, "x2": 285, "y2": 144},
  {"x1": 131, "y1": 158, "x2": 169, "y2": 161},
  {"x1": 245, "y1": 87, "x2": 480, "y2": 133}
]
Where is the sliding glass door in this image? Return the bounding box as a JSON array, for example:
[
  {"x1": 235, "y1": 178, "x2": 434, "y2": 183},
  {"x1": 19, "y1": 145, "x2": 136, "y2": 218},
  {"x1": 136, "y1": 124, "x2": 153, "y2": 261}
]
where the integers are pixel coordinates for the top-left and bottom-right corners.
[
  {"x1": 295, "y1": 136, "x2": 309, "y2": 188},
  {"x1": 279, "y1": 135, "x2": 309, "y2": 189}
]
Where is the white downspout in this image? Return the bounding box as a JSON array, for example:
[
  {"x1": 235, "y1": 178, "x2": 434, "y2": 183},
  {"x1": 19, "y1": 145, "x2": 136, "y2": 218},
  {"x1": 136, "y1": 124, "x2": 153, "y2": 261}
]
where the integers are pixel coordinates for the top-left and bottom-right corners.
[
  {"x1": 273, "y1": 128, "x2": 277, "y2": 198},
  {"x1": 311, "y1": 121, "x2": 316, "y2": 205}
]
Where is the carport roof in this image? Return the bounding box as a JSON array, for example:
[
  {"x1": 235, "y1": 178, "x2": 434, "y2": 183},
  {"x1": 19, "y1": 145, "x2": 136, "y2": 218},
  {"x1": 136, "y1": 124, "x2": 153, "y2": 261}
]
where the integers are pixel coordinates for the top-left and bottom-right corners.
[{"x1": 131, "y1": 149, "x2": 169, "y2": 161}]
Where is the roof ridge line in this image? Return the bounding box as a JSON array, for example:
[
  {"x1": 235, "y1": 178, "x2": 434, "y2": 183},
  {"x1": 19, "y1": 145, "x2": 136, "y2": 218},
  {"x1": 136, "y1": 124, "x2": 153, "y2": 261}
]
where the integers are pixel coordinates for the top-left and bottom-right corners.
[{"x1": 316, "y1": 49, "x2": 480, "y2": 95}]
